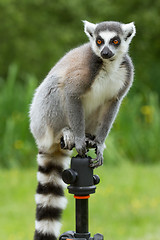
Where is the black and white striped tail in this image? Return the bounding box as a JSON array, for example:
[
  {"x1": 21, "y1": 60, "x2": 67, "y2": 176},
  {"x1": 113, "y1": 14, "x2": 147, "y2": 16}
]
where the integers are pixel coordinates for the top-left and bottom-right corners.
[{"x1": 34, "y1": 151, "x2": 70, "y2": 240}]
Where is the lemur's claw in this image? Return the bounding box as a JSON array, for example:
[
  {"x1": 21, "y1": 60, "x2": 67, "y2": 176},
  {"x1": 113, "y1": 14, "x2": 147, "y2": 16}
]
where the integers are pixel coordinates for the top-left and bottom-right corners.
[
  {"x1": 89, "y1": 157, "x2": 103, "y2": 168},
  {"x1": 89, "y1": 142, "x2": 105, "y2": 168}
]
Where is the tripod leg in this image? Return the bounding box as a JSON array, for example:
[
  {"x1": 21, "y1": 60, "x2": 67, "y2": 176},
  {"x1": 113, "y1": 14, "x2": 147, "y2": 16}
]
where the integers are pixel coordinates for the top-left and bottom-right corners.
[{"x1": 76, "y1": 199, "x2": 88, "y2": 233}]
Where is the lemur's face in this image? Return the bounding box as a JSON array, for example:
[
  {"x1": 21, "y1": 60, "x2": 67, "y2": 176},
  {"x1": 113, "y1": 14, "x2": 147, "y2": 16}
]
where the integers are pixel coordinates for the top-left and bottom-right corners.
[
  {"x1": 93, "y1": 30, "x2": 123, "y2": 60},
  {"x1": 83, "y1": 21, "x2": 136, "y2": 61}
]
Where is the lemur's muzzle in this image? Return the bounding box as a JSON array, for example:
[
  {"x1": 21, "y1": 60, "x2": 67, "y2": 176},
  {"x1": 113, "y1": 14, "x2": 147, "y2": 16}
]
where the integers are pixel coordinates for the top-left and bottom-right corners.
[{"x1": 101, "y1": 47, "x2": 114, "y2": 59}]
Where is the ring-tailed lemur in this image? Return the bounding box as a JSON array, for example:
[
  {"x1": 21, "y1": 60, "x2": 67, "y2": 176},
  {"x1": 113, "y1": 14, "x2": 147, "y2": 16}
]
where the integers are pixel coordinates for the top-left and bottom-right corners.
[{"x1": 29, "y1": 20, "x2": 136, "y2": 240}]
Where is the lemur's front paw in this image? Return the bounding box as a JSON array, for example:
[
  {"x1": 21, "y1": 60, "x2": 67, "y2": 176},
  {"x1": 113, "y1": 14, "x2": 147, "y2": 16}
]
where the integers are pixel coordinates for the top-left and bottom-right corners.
[
  {"x1": 75, "y1": 136, "x2": 86, "y2": 157},
  {"x1": 89, "y1": 142, "x2": 106, "y2": 168},
  {"x1": 61, "y1": 128, "x2": 75, "y2": 150},
  {"x1": 89, "y1": 155, "x2": 103, "y2": 168}
]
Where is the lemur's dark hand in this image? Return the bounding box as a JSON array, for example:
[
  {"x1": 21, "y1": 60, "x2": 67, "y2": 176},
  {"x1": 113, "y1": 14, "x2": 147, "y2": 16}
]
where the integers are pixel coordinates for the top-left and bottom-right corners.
[{"x1": 89, "y1": 142, "x2": 105, "y2": 168}]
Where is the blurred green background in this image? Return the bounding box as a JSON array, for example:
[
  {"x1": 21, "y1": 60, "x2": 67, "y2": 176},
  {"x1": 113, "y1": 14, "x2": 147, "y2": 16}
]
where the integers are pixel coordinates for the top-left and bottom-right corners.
[
  {"x1": 0, "y1": 0, "x2": 160, "y2": 167},
  {"x1": 0, "y1": 0, "x2": 160, "y2": 239}
]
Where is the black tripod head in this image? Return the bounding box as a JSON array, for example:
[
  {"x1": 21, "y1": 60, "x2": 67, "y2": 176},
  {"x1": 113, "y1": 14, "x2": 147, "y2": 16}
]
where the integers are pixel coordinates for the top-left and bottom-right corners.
[
  {"x1": 59, "y1": 155, "x2": 104, "y2": 240},
  {"x1": 62, "y1": 155, "x2": 100, "y2": 195}
]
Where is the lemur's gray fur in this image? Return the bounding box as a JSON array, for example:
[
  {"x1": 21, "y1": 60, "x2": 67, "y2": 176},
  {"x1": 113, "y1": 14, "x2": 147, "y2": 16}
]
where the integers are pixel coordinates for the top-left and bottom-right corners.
[{"x1": 29, "y1": 20, "x2": 136, "y2": 240}]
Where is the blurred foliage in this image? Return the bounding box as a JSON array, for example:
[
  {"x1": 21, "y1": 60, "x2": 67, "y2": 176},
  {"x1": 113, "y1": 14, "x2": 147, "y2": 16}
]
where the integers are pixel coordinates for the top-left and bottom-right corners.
[
  {"x1": 0, "y1": 0, "x2": 160, "y2": 95},
  {"x1": 0, "y1": 64, "x2": 37, "y2": 168},
  {"x1": 0, "y1": 1, "x2": 160, "y2": 167},
  {"x1": 103, "y1": 92, "x2": 160, "y2": 164},
  {"x1": 0, "y1": 65, "x2": 159, "y2": 167}
]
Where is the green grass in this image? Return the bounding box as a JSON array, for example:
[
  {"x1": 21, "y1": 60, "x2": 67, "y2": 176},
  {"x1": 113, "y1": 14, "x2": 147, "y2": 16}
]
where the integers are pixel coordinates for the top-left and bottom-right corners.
[{"x1": 1, "y1": 164, "x2": 160, "y2": 240}]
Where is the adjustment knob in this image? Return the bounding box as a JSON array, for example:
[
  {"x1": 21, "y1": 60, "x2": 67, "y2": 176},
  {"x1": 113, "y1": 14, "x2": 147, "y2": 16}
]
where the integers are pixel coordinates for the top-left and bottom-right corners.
[
  {"x1": 62, "y1": 169, "x2": 77, "y2": 184},
  {"x1": 93, "y1": 175, "x2": 100, "y2": 185}
]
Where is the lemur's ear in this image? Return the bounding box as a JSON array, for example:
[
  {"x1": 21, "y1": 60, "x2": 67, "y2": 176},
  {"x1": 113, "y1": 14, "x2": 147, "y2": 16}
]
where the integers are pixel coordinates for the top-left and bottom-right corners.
[
  {"x1": 83, "y1": 20, "x2": 96, "y2": 39},
  {"x1": 122, "y1": 22, "x2": 136, "y2": 43}
]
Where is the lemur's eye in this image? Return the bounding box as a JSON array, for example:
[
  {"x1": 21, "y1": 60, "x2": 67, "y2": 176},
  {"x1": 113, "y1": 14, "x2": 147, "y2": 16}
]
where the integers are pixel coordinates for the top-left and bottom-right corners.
[
  {"x1": 97, "y1": 39, "x2": 102, "y2": 45},
  {"x1": 113, "y1": 39, "x2": 119, "y2": 45},
  {"x1": 110, "y1": 37, "x2": 121, "y2": 47}
]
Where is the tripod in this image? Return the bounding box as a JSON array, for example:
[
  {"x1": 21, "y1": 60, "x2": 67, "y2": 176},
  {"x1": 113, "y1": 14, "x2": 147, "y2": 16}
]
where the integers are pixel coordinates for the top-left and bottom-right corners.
[{"x1": 59, "y1": 154, "x2": 104, "y2": 240}]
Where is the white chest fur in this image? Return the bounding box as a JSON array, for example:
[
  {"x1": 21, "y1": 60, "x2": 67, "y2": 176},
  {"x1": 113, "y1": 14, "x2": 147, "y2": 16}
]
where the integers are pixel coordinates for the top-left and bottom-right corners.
[{"x1": 82, "y1": 66, "x2": 126, "y2": 116}]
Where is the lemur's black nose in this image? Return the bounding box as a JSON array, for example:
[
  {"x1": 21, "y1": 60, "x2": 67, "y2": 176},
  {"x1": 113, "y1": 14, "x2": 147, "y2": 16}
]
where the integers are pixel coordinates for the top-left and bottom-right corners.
[{"x1": 101, "y1": 47, "x2": 114, "y2": 59}]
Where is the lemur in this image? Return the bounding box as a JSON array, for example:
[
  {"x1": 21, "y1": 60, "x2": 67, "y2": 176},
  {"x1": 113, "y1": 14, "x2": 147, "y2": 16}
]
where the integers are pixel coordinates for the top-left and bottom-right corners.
[{"x1": 29, "y1": 20, "x2": 136, "y2": 240}]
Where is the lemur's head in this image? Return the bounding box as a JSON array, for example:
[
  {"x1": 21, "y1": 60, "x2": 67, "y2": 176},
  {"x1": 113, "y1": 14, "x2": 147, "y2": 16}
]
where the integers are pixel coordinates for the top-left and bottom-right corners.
[{"x1": 83, "y1": 20, "x2": 136, "y2": 60}]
